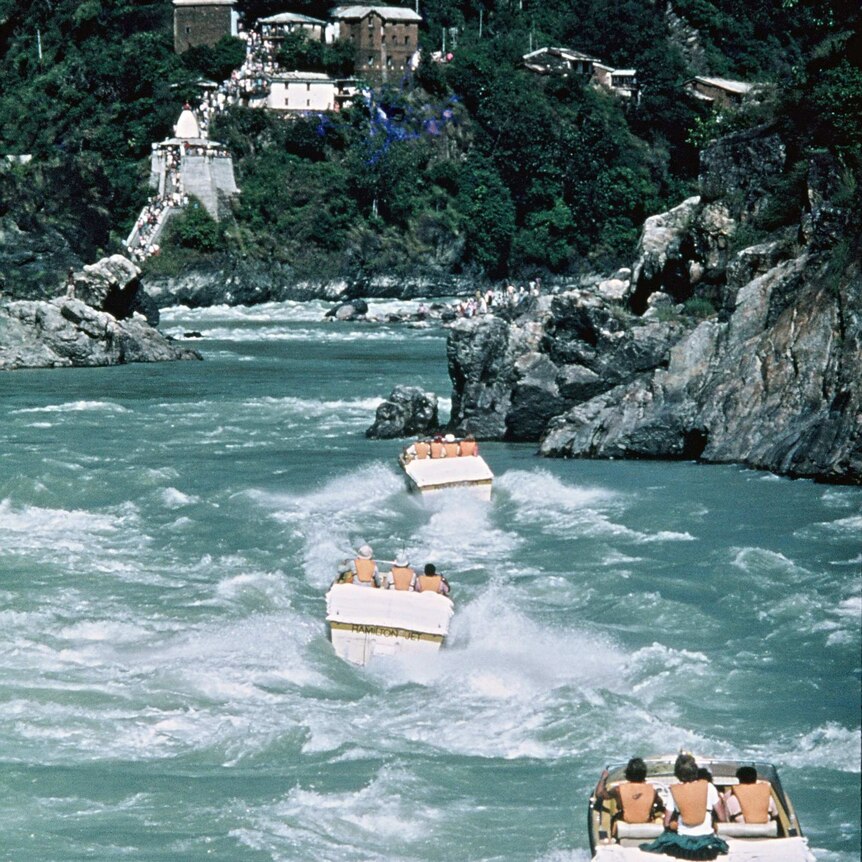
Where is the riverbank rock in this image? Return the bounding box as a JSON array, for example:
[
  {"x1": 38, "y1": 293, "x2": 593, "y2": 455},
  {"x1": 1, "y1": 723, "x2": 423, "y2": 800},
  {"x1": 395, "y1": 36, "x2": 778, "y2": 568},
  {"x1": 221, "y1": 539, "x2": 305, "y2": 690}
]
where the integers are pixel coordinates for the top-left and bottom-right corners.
[
  {"x1": 366, "y1": 386, "x2": 439, "y2": 439},
  {"x1": 446, "y1": 295, "x2": 686, "y2": 441},
  {"x1": 444, "y1": 123, "x2": 861, "y2": 483},
  {"x1": 540, "y1": 252, "x2": 861, "y2": 483},
  {"x1": 73, "y1": 254, "x2": 160, "y2": 326},
  {"x1": 0, "y1": 296, "x2": 201, "y2": 370},
  {"x1": 142, "y1": 254, "x2": 483, "y2": 308},
  {"x1": 326, "y1": 299, "x2": 368, "y2": 321}
]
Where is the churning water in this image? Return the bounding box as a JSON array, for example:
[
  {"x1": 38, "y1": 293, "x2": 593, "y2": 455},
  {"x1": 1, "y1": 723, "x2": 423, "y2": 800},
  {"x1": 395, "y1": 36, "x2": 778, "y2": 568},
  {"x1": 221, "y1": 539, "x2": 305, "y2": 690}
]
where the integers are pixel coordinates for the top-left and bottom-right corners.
[{"x1": 0, "y1": 300, "x2": 859, "y2": 861}]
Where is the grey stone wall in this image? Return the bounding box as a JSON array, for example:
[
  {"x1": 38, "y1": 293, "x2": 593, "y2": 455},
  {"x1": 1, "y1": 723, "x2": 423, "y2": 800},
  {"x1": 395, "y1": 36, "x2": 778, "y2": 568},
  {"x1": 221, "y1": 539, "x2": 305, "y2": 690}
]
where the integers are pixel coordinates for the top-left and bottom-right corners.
[{"x1": 174, "y1": 5, "x2": 232, "y2": 53}]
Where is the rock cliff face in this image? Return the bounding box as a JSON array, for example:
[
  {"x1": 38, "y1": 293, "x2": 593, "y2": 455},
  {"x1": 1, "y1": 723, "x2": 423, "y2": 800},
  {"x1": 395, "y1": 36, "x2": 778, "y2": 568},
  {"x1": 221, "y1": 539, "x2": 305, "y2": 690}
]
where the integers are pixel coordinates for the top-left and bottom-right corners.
[{"x1": 446, "y1": 129, "x2": 862, "y2": 483}]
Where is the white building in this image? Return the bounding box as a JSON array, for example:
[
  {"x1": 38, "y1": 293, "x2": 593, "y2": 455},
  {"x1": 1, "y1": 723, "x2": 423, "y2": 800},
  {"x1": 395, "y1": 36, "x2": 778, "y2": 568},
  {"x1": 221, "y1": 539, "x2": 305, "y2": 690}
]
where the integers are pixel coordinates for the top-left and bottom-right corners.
[{"x1": 266, "y1": 72, "x2": 358, "y2": 113}]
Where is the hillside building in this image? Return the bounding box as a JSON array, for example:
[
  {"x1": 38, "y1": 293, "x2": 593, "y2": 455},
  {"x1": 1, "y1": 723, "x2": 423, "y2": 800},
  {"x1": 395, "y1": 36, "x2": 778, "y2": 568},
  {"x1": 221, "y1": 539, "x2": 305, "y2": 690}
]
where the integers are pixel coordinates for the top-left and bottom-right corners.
[
  {"x1": 330, "y1": 5, "x2": 421, "y2": 84},
  {"x1": 523, "y1": 46, "x2": 599, "y2": 77},
  {"x1": 266, "y1": 72, "x2": 358, "y2": 113},
  {"x1": 684, "y1": 76, "x2": 754, "y2": 107},
  {"x1": 173, "y1": 0, "x2": 238, "y2": 53},
  {"x1": 523, "y1": 47, "x2": 638, "y2": 98},
  {"x1": 593, "y1": 63, "x2": 638, "y2": 98},
  {"x1": 258, "y1": 12, "x2": 328, "y2": 43}
]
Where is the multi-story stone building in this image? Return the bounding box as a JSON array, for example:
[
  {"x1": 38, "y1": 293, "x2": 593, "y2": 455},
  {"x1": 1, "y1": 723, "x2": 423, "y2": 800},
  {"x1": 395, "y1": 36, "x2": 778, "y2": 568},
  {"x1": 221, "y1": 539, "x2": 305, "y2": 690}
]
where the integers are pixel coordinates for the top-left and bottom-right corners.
[
  {"x1": 258, "y1": 12, "x2": 328, "y2": 44},
  {"x1": 330, "y1": 5, "x2": 421, "y2": 85},
  {"x1": 173, "y1": 0, "x2": 237, "y2": 54}
]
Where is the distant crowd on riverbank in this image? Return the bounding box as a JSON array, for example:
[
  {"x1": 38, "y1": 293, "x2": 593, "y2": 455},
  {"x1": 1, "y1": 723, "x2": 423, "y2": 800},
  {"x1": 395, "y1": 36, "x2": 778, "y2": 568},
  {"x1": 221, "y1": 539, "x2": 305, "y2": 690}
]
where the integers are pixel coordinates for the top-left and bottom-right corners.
[{"x1": 445, "y1": 281, "x2": 542, "y2": 319}]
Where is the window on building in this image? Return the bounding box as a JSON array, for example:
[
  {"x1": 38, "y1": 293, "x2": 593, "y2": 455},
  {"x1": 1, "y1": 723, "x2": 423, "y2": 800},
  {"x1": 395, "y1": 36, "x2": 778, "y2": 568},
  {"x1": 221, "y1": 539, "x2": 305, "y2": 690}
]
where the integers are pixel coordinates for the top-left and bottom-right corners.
[
  {"x1": 306, "y1": 83, "x2": 311, "y2": 91},
  {"x1": 306, "y1": 99, "x2": 310, "y2": 107},
  {"x1": 405, "y1": 35, "x2": 410, "y2": 45},
  {"x1": 386, "y1": 57, "x2": 393, "y2": 68},
  {"x1": 367, "y1": 55, "x2": 374, "y2": 65}
]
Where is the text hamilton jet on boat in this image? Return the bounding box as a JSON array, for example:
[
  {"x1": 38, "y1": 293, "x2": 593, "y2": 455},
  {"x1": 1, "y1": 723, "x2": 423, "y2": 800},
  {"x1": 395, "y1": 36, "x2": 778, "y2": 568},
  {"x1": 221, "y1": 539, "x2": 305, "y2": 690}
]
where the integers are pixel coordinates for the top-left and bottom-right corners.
[{"x1": 325, "y1": 583, "x2": 454, "y2": 666}]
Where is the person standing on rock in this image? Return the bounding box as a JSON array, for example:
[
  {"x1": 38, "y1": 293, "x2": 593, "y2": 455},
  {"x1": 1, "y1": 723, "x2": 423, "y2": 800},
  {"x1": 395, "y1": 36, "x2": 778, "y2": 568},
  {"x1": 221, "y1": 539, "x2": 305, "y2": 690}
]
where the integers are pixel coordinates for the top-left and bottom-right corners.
[{"x1": 65, "y1": 268, "x2": 75, "y2": 298}]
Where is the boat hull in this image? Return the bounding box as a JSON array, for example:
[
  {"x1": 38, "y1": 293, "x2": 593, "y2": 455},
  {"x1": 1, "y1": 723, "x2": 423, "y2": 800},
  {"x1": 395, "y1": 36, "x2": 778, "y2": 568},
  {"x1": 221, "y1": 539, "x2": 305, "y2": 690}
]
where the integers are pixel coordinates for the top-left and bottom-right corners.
[
  {"x1": 593, "y1": 838, "x2": 814, "y2": 860},
  {"x1": 325, "y1": 585, "x2": 454, "y2": 666},
  {"x1": 400, "y1": 453, "x2": 494, "y2": 501}
]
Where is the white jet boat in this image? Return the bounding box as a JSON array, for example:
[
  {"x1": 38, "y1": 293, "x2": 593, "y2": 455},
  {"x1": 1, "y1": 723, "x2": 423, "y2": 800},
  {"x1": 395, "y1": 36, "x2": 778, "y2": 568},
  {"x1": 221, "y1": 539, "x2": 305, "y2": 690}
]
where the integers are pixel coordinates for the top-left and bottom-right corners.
[
  {"x1": 399, "y1": 439, "x2": 493, "y2": 500},
  {"x1": 325, "y1": 584, "x2": 454, "y2": 666},
  {"x1": 588, "y1": 755, "x2": 815, "y2": 861}
]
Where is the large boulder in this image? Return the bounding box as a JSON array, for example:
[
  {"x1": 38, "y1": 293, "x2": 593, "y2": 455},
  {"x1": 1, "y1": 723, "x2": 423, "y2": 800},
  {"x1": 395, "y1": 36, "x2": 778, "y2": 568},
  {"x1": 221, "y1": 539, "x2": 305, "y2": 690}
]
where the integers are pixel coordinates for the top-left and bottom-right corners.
[
  {"x1": 326, "y1": 299, "x2": 368, "y2": 321},
  {"x1": 446, "y1": 294, "x2": 684, "y2": 441},
  {"x1": 366, "y1": 385, "x2": 439, "y2": 439},
  {"x1": 0, "y1": 297, "x2": 201, "y2": 370},
  {"x1": 73, "y1": 254, "x2": 159, "y2": 326}
]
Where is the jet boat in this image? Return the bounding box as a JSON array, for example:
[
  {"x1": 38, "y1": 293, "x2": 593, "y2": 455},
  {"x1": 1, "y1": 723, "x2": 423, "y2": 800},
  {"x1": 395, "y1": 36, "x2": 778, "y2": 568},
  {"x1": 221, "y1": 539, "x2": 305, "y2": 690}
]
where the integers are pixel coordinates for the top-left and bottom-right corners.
[
  {"x1": 588, "y1": 755, "x2": 815, "y2": 861},
  {"x1": 325, "y1": 583, "x2": 454, "y2": 666},
  {"x1": 399, "y1": 438, "x2": 493, "y2": 500}
]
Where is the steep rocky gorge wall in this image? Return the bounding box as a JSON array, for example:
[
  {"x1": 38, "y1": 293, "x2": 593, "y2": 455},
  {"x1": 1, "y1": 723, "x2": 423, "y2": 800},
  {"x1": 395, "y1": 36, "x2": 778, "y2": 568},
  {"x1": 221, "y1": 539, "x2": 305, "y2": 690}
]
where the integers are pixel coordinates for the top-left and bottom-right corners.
[{"x1": 446, "y1": 129, "x2": 862, "y2": 483}]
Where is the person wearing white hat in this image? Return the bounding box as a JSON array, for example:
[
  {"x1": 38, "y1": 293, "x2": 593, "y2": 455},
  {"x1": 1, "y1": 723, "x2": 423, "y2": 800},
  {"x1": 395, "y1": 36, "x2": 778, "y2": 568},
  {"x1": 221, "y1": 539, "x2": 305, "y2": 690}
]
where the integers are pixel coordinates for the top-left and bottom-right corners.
[
  {"x1": 443, "y1": 434, "x2": 459, "y2": 457},
  {"x1": 351, "y1": 544, "x2": 381, "y2": 587},
  {"x1": 386, "y1": 553, "x2": 416, "y2": 591}
]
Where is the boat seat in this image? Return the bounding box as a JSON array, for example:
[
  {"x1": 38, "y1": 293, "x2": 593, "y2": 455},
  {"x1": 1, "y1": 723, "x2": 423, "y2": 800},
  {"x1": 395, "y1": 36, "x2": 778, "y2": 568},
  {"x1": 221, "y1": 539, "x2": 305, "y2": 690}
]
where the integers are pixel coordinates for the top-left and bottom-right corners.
[
  {"x1": 615, "y1": 822, "x2": 664, "y2": 843},
  {"x1": 717, "y1": 821, "x2": 778, "y2": 838}
]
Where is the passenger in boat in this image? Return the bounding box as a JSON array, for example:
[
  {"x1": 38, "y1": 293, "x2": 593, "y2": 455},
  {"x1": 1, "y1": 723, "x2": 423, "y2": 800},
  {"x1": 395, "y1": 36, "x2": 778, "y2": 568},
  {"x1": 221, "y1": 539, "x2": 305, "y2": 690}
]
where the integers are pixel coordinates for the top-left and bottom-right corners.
[
  {"x1": 386, "y1": 554, "x2": 416, "y2": 591},
  {"x1": 458, "y1": 434, "x2": 478, "y2": 456},
  {"x1": 414, "y1": 439, "x2": 431, "y2": 459},
  {"x1": 430, "y1": 435, "x2": 445, "y2": 458},
  {"x1": 594, "y1": 758, "x2": 665, "y2": 825},
  {"x1": 335, "y1": 561, "x2": 354, "y2": 584},
  {"x1": 415, "y1": 563, "x2": 450, "y2": 595},
  {"x1": 723, "y1": 766, "x2": 777, "y2": 823},
  {"x1": 443, "y1": 433, "x2": 459, "y2": 458},
  {"x1": 351, "y1": 544, "x2": 381, "y2": 588},
  {"x1": 665, "y1": 754, "x2": 725, "y2": 835}
]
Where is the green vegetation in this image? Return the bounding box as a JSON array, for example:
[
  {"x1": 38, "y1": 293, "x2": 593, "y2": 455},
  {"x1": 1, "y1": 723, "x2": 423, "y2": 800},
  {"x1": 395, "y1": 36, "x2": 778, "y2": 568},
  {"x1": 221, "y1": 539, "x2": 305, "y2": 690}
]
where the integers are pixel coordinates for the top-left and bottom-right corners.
[{"x1": 0, "y1": 0, "x2": 859, "y2": 282}]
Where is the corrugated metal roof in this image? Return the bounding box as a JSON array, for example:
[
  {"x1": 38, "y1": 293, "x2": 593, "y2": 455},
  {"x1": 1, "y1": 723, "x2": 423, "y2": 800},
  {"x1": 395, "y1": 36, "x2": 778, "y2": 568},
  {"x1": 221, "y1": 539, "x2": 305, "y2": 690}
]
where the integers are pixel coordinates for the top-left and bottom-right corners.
[
  {"x1": 331, "y1": 5, "x2": 422, "y2": 22},
  {"x1": 692, "y1": 76, "x2": 753, "y2": 94},
  {"x1": 259, "y1": 12, "x2": 327, "y2": 26}
]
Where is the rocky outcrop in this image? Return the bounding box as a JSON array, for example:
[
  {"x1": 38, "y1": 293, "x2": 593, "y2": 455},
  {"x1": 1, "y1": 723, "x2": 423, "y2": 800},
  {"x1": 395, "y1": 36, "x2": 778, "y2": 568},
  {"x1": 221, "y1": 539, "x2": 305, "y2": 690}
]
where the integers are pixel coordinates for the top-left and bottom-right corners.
[
  {"x1": 444, "y1": 127, "x2": 862, "y2": 483},
  {"x1": 628, "y1": 125, "x2": 789, "y2": 314},
  {"x1": 366, "y1": 386, "x2": 439, "y2": 439},
  {"x1": 447, "y1": 296, "x2": 686, "y2": 441},
  {"x1": 0, "y1": 296, "x2": 201, "y2": 370},
  {"x1": 72, "y1": 254, "x2": 160, "y2": 326},
  {"x1": 326, "y1": 299, "x2": 369, "y2": 321},
  {"x1": 541, "y1": 253, "x2": 861, "y2": 482}
]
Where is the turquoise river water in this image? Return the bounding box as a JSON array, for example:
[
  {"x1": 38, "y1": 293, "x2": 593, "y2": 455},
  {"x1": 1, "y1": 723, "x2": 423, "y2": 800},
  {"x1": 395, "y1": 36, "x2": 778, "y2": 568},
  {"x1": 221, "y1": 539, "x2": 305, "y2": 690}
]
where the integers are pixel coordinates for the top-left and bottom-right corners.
[{"x1": 1, "y1": 300, "x2": 859, "y2": 862}]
